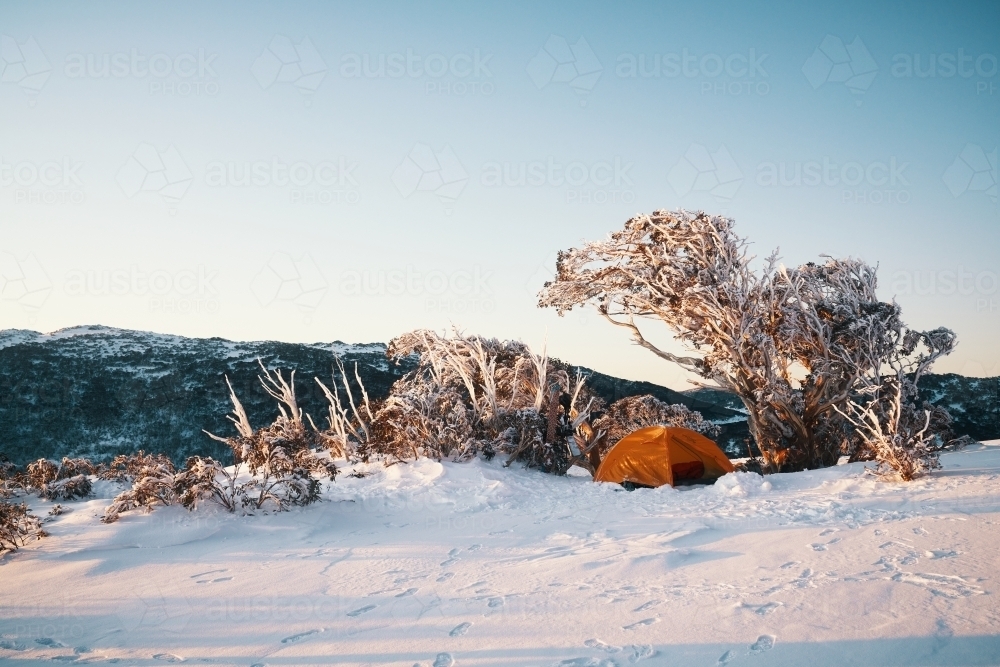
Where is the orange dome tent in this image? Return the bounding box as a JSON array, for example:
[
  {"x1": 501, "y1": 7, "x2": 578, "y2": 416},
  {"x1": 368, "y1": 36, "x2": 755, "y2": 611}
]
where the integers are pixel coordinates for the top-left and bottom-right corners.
[{"x1": 594, "y1": 426, "x2": 734, "y2": 488}]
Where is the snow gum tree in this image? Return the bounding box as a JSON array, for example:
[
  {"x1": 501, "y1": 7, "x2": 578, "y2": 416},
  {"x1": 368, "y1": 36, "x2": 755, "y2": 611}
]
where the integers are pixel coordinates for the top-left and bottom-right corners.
[{"x1": 538, "y1": 209, "x2": 962, "y2": 474}]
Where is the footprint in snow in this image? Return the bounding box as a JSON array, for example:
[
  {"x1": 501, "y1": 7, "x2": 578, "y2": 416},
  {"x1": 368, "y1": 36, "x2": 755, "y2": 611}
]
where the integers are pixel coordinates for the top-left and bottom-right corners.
[
  {"x1": 742, "y1": 601, "x2": 781, "y2": 616},
  {"x1": 927, "y1": 549, "x2": 959, "y2": 559},
  {"x1": 891, "y1": 572, "x2": 984, "y2": 598},
  {"x1": 809, "y1": 543, "x2": 827, "y2": 551},
  {"x1": 152, "y1": 654, "x2": 186, "y2": 663},
  {"x1": 748, "y1": 635, "x2": 775, "y2": 654},
  {"x1": 437, "y1": 572, "x2": 455, "y2": 583},
  {"x1": 584, "y1": 638, "x2": 621, "y2": 653},
  {"x1": 0, "y1": 641, "x2": 26, "y2": 651},
  {"x1": 487, "y1": 597, "x2": 504, "y2": 608},
  {"x1": 440, "y1": 548, "x2": 462, "y2": 566},
  {"x1": 779, "y1": 561, "x2": 799, "y2": 569},
  {"x1": 281, "y1": 629, "x2": 322, "y2": 644},
  {"x1": 467, "y1": 544, "x2": 482, "y2": 551},
  {"x1": 449, "y1": 622, "x2": 472, "y2": 637},
  {"x1": 347, "y1": 605, "x2": 377, "y2": 617},
  {"x1": 717, "y1": 649, "x2": 734, "y2": 664},
  {"x1": 633, "y1": 600, "x2": 660, "y2": 612},
  {"x1": 625, "y1": 644, "x2": 656, "y2": 662},
  {"x1": 433, "y1": 653, "x2": 454, "y2": 667},
  {"x1": 396, "y1": 588, "x2": 418, "y2": 597},
  {"x1": 756, "y1": 602, "x2": 781, "y2": 616},
  {"x1": 622, "y1": 618, "x2": 657, "y2": 630}
]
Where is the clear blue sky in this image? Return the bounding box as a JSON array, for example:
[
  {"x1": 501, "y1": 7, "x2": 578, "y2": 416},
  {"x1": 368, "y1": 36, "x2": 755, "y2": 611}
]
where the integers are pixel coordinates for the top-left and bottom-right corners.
[{"x1": 1, "y1": 0, "x2": 998, "y2": 388}]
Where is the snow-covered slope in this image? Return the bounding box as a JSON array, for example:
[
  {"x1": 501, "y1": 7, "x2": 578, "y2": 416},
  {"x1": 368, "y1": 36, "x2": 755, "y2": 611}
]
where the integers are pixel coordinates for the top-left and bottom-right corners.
[{"x1": 3, "y1": 444, "x2": 999, "y2": 666}]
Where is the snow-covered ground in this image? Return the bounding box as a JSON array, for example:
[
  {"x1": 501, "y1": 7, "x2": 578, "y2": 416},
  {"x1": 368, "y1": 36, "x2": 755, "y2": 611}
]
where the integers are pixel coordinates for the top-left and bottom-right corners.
[{"x1": 3, "y1": 444, "x2": 1000, "y2": 666}]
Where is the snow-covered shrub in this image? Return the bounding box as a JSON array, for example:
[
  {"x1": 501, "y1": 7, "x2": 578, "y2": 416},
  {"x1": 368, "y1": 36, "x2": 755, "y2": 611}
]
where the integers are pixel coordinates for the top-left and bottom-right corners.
[
  {"x1": 100, "y1": 451, "x2": 174, "y2": 483},
  {"x1": 102, "y1": 453, "x2": 178, "y2": 523},
  {"x1": 0, "y1": 500, "x2": 46, "y2": 554},
  {"x1": 25, "y1": 458, "x2": 58, "y2": 489},
  {"x1": 173, "y1": 456, "x2": 238, "y2": 512},
  {"x1": 25, "y1": 457, "x2": 96, "y2": 500},
  {"x1": 363, "y1": 329, "x2": 603, "y2": 474},
  {"x1": 225, "y1": 417, "x2": 337, "y2": 511},
  {"x1": 314, "y1": 357, "x2": 377, "y2": 459},
  {"x1": 368, "y1": 379, "x2": 473, "y2": 461},
  {"x1": 39, "y1": 475, "x2": 92, "y2": 501},
  {"x1": 835, "y1": 330, "x2": 973, "y2": 481},
  {"x1": 199, "y1": 362, "x2": 339, "y2": 512},
  {"x1": 539, "y1": 209, "x2": 963, "y2": 475},
  {"x1": 592, "y1": 395, "x2": 721, "y2": 456}
]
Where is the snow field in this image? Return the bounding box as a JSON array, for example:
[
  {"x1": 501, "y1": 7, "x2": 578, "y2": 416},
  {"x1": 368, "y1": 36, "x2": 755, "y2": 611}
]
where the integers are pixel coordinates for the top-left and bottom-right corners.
[{"x1": 2, "y1": 444, "x2": 1000, "y2": 666}]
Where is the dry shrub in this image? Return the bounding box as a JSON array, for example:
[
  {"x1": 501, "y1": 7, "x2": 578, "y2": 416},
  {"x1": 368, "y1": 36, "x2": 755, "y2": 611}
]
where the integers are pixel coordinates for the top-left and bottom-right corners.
[
  {"x1": 360, "y1": 329, "x2": 605, "y2": 474},
  {"x1": 198, "y1": 362, "x2": 338, "y2": 512},
  {"x1": 100, "y1": 451, "x2": 174, "y2": 483},
  {"x1": 836, "y1": 331, "x2": 975, "y2": 482},
  {"x1": 24, "y1": 457, "x2": 96, "y2": 500},
  {"x1": 106, "y1": 363, "x2": 339, "y2": 522},
  {"x1": 368, "y1": 381, "x2": 472, "y2": 462},
  {"x1": 25, "y1": 459, "x2": 58, "y2": 489},
  {"x1": 102, "y1": 453, "x2": 178, "y2": 523},
  {"x1": 173, "y1": 456, "x2": 237, "y2": 512},
  {"x1": 39, "y1": 475, "x2": 92, "y2": 501},
  {"x1": 198, "y1": 416, "x2": 338, "y2": 512},
  {"x1": 0, "y1": 500, "x2": 46, "y2": 554},
  {"x1": 314, "y1": 357, "x2": 377, "y2": 458}
]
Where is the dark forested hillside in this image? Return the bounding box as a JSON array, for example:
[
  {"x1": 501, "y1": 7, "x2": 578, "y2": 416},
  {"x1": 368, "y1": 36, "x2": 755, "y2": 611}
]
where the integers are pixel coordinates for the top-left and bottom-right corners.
[
  {"x1": 3, "y1": 326, "x2": 992, "y2": 466},
  {"x1": 0, "y1": 327, "x2": 411, "y2": 464}
]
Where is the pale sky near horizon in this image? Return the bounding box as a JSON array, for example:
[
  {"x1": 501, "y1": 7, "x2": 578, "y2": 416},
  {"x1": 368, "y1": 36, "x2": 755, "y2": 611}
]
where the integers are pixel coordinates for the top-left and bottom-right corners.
[{"x1": 1, "y1": 0, "x2": 998, "y2": 389}]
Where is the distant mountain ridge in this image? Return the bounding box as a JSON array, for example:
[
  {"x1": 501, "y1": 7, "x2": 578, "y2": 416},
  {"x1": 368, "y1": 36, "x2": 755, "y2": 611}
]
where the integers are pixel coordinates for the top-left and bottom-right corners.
[{"x1": 1, "y1": 326, "x2": 993, "y2": 465}]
